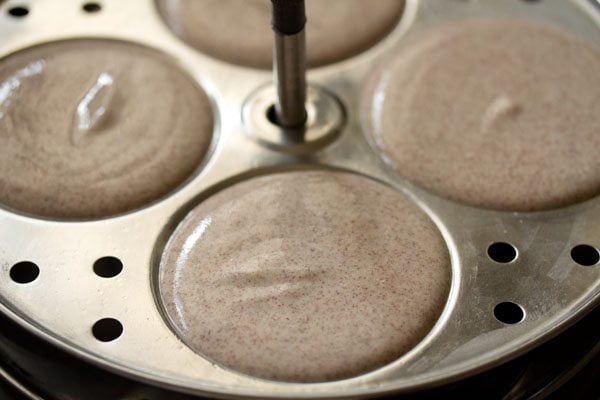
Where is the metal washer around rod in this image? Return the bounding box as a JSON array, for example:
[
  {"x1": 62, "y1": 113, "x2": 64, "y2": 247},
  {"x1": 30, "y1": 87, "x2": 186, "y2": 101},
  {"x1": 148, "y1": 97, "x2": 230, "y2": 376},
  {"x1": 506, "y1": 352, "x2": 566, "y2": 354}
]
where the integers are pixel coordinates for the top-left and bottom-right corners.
[{"x1": 242, "y1": 84, "x2": 345, "y2": 155}]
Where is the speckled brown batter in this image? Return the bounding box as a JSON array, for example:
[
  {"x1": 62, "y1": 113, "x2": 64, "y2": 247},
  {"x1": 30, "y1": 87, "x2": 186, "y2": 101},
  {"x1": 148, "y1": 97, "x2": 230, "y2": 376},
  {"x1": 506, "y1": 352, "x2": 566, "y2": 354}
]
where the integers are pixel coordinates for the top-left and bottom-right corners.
[
  {"x1": 364, "y1": 20, "x2": 600, "y2": 211},
  {"x1": 158, "y1": 171, "x2": 450, "y2": 382},
  {"x1": 0, "y1": 40, "x2": 213, "y2": 219},
  {"x1": 156, "y1": 0, "x2": 405, "y2": 68}
]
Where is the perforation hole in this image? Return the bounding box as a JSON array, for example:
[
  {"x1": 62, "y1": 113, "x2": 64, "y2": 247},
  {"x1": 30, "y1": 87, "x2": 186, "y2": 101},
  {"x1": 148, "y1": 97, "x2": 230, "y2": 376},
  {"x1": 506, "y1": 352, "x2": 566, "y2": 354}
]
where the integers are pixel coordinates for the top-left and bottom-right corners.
[
  {"x1": 9, "y1": 262, "x2": 39, "y2": 284},
  {"x1": 487, "y1": 242, "x2": 518, "y2": 263},
  {"x1": 571, "y1": 244, "x2": 600, "y2": 267},
  {"x1": 494, "y1": 302, "x2": 525, "y2": 324},
  {"x1": 92, "y1": 318, "x2": 123, "y2": 342},
  {"x1": 7, "y1": 6, "x2": 29, "y2": 17},
  {"x1": 93, "y1": 256, "x2": 123, "y2": 278},
  {"x1": 82, "y1": 2, "x2": 101, "y2": 13}
]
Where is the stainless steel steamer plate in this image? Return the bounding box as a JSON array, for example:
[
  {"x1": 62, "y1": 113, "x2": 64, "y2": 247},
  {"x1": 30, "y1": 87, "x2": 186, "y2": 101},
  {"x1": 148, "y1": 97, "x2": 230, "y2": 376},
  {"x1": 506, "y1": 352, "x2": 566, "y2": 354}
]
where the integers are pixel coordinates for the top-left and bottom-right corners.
[{"x1": 0, "y1": 0, "x2": 599, "y2": 398}]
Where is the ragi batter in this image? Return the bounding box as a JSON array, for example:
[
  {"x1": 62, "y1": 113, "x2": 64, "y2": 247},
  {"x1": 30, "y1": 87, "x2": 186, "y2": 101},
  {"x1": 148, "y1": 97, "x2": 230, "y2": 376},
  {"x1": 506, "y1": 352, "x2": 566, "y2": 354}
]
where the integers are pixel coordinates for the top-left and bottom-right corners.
[
  {"x1": 156, "y1": 0, "x2": 405, "y2": 68},
  {"x1": 0, "y1": 40, "x2": 213, "y2": 218},
  {"x1": 364, "y1": 20, "x2": 600, "y2": 211},
  {"x1": 158, "y1": 171, "x2": 451, "y2": 382}
]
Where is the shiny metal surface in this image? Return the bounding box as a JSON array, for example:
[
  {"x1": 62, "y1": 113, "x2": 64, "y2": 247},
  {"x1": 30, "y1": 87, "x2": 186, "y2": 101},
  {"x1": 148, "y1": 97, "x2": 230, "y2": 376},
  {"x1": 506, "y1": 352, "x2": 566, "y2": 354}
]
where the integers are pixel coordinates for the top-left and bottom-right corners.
[
  {"x1": 0, "y1": 365, "x2": 44, "y2": 400},
  {"x1": 273, "y1": 30, "x2": 307, "y2": 129},
  {"x1": 0, "y1": 0, "x2": 598, "y2": 399}
]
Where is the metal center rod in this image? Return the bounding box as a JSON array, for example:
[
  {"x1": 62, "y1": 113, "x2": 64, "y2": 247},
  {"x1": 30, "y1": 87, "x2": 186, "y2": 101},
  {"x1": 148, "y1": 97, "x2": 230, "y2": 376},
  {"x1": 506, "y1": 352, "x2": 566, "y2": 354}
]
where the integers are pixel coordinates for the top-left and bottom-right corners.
[{"x1": 271, "y1": 0, "x2": 307, "y2": 129}]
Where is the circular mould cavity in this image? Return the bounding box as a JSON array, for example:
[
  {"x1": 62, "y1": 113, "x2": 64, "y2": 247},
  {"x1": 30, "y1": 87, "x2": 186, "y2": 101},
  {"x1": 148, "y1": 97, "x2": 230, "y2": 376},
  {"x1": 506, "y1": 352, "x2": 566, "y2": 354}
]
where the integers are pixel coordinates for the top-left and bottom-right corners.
[
  {"x1": 155, "y1": 0, "x2": 405, "y2": 68},
  {"x1": 0, "y1": 39, "x2": 214, "y2": 219},
  {"x1": 364, "y1": 20, "x2": 600, "y2": 211},
  {"x1": 487, "y1": 242, "x2": 518, "y2": 264},
  {"x1": 493, "y1": 302, "x2": 525, "y2": 325},
  {"x1": 9, "y1": 261, "x2": 39, "y2": 284},
  {"x1": 82, "y1": 2, "x2": 102, "y2": 13},
  {"x1": 93, "y1": 256, "x2": 123, "y2": 278},
  {"x1": 157, "y1": 170, "x2": 451, "y2": 382},
  {"x1": 92, "y1": 318, "x2": 123, "y2": 342},
  {"x1": 7, "y1": 6, "x2": 28, "y2": 17},
  {"x1": 571, "y1": 244, "x2": 600, "y2": 267},
  {"x1": 243, "y1": 85, "x2": 344, "y2": 154}
]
